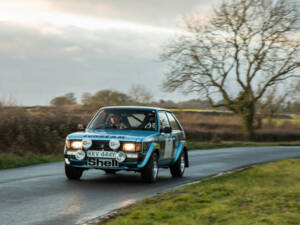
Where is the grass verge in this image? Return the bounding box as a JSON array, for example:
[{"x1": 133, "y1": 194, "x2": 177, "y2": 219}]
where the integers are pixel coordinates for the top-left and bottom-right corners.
[
  {"x1": 94, "y1": 158, "x2": 300, "y2": 225},
  {"x1": 186, "y1": 141, "x2": 300, "y2": 150},
  {"x1": 0, "y1": 153, "x2": 62, "y2": 169}
]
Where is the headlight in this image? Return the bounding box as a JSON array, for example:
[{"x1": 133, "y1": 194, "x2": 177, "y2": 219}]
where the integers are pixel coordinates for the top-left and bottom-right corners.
[
  {"x1": 122, "y1": 143, "x2": 142, "y2": 152},
  {"x1": 116, "y1": 151, "x2": 126, "y2": 162},
  {"x1": 71, "y1": 141, "x2": 83, "y2": 150},
  {"x1": 75, "y1": 150, "x2": 86, "y2": 160},
  {"x1": 123, "y1": 143, "x2": 135, "y2": 152}
]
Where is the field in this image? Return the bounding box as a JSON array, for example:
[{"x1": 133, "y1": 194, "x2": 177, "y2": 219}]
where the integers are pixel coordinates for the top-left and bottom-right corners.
[
  {"x1": 174, "y1": 110, "x2": 300, "y2": 142},
  {"x1": 0, "y1": 106, "x2": 299, "y2": 169},
  {"x1": 93, "y1": 158, "x2": 300, "y2": 225},
  {"x1": 186, "y1": 141, "x2": 300, "y2": 150}
]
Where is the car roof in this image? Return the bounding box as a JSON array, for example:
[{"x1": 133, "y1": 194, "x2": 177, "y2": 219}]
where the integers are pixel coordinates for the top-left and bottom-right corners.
[{"x1": 101, "y1": 106, "x2": 169, "y2": 112}]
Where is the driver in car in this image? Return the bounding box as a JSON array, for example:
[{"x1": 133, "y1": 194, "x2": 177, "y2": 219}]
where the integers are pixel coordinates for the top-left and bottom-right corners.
[{"x1": 107, "y1": 114, "x2": 126, "y2": 129}]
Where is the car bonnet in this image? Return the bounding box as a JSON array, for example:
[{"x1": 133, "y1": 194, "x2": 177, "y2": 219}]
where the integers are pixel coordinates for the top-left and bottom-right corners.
[{"x1": 67, "y1": 129, "x2": 158, "y2": 142}]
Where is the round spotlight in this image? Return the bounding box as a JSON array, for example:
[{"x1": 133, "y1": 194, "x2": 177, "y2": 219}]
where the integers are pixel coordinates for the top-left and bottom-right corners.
[
  {"x1": 82, "y1": 138, "x2": 92, "y2": 150},
  {"x1": 75, "y1": 150, "x2": 86, "y2": 161},
  {"x1": 109, "y1": 139, "x2": 120, "y2": 150},
  {"x1": 116, "y1": 151, "x2": 126, "y2": 163}
]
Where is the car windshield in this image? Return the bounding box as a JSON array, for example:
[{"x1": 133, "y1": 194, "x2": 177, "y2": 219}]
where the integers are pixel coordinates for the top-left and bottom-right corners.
[{"x1": 88, "y1": 109, "x2": 157, "y2": 131}]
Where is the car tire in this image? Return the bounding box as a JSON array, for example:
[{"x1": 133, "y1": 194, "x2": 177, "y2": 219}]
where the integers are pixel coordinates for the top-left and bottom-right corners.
[
  {"x1": 104, "y1": 169, "x2": 116, "y2": 174},
  {"x1": 141, "y1": 152, "x2": 159, "y2": 183},
  {"x1": 170, "y1": 151, "x2": 186, "y2": 178},
  {"x1": 65, "y1": 163, "x2": 83, "y2": 180}
]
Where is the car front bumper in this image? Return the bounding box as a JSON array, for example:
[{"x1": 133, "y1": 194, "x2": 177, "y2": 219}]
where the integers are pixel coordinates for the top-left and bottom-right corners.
[
  {"x1": 64, "y1": 150, "x2": 150, "y2": 171},
  {"x1": 65, "y1": 158, "x2": 143, "y2": 171}
]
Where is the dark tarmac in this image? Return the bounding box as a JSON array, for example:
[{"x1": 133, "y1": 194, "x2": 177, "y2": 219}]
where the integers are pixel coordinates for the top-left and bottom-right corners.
[{"x1": 1, "y1": 146, "x2": 300, "y2": 225}]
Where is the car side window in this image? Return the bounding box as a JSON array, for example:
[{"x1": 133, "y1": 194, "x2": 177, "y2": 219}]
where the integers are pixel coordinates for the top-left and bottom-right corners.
[
  {"x1": 158, "y1": 111, "x2": 170, "y2": 130},
  {"x1": 166, "y1": 112, "x2": 181, "y2": 131}
]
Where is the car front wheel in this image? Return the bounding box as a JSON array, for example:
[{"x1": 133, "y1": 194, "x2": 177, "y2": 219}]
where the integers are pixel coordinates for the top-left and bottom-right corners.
[
  {"x1": 65, "y1": 163, "x2": 83, "y2": 180},
  {"x1": 170, "y1": 151, "x2": 186, "y2": 178},
  {"x1": 141, "y1": 153, "x2": 159, "y2": 183}
]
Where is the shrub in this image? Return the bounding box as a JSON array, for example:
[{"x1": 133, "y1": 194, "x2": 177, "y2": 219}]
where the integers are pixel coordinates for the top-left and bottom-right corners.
[
  {"x1": 0, "y1": 107, "x2": 299, "y2": 157},
  {"x1": 0, "y1": 107, "x2": 84, "y2": 155}
]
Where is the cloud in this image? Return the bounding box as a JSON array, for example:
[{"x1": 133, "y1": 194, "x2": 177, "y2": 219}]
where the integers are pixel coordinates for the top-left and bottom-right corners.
[
  {"x1": 0, "y1": 22, "x2": 173, "y2": 105},
  {"x1": 47, "y1": 0, "x2": 217, "y2": 27},
  {"x1": 1, "y1": 0, "x2": 219, "y2": 31},
  {"x1": 0, "y1": 0, "x2": 218, "y2": 105}
]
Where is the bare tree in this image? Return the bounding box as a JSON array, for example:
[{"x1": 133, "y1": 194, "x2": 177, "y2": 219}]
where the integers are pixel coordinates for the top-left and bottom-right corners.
[
  {"x1": 296, "y1": 80, "x2": 300, "y2": 92},
  {"x1": 162, "y1": 0, "x2": 300, "y2": 139},
  {"x1": 0, "y1": 95, "x2": 19, "y2": 106},
  {"x1": 129, "y1": 84, "x2": 153, "y2": 104},
  {"x1": 256, "y1": 85, "x2": 290, "y2": 128},
  {"x1": 81, "y1": 90, "x2": 131, "y2": 108},
  {"x1": 50, "y1": 93, "x2": 77, "y2": 106}
]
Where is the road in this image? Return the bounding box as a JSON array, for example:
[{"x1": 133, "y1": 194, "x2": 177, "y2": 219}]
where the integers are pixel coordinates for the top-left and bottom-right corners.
[{"x1": 1, "y1": 146, "x2": 300, "y2": 225}]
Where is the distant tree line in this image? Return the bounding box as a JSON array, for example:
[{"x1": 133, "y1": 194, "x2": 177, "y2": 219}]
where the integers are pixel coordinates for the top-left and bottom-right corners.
[
  {"x1": 49, "y1": 89, "x2": 300, "y2": 114},
  {"x1": 50, "y1": 93, "x2": 77, "y2": 106},
  {"x1": 81, "y1": 90, "x2": 131, "y2": 107}
]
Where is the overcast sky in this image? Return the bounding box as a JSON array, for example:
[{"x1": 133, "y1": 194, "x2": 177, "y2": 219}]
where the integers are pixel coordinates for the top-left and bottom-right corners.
[{"x1": 0, "y1": 0, "x2": 220, "y2": 106}]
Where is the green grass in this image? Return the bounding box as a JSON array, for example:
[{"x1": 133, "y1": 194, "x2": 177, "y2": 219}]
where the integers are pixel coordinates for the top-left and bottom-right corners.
[
  {"x1": 186, "y1": 141, "x2": 300, "y2": 150},
  {"x1": 95, "y1": 158, "x2": 300, "y2": 225},
  {"x1": 0, "y1": 153, "x2": 62, "y2": 169}
]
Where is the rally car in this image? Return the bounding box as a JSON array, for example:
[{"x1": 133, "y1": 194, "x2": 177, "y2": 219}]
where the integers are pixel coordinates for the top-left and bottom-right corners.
[{"x1": 64, "y1": 106, "x2": 189, "y2": 183}]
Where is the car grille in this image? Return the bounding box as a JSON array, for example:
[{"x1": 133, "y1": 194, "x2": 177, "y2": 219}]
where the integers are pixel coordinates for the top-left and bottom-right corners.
[{"x1": 91, "y1": 140, "x2": 122, "y2": 151}]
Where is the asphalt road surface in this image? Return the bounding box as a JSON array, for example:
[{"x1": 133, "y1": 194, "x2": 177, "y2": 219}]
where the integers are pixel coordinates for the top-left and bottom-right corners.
[{"x1": 1, "y1": 146, "x2": 300, "y2": 225}]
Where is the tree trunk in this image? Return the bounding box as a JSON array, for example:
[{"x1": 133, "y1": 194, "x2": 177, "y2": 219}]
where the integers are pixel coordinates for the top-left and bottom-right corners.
[
  {"x1": 241, "y1": 113, "x2": 255, "y2": 140},
  {"x1": 238, "y1": 103, "x2": 256, "y2": 140}
]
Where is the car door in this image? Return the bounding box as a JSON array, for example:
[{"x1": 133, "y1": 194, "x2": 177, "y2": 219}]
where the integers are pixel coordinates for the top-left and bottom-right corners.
[
  {"x1": 166, "y1": 112, "x2": 182, "y2": 158},
  {"x1": 158, "y1": 111, "x2": 173, "y2": 161}
]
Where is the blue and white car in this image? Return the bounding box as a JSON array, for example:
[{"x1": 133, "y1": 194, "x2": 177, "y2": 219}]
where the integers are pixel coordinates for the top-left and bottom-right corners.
[{"x1": 64, "y1": 106, "x2": 189, "y2": 182}]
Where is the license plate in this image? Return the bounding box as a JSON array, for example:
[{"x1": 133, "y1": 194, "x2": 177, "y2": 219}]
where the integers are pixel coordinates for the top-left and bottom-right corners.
[
  {"x1": 87, "y1": 158, "x2": 119, "y2": 167},
  {"x1": 87, "y1": 150, "x2": 116, "y2": 158}
]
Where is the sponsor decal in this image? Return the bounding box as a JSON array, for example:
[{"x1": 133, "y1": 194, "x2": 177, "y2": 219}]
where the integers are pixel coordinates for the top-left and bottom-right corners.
[
  {"x1": 164, "y1": 137, "x2": 173, "y2": 158},
  {"x1": 87, "y1": 158, "x2": 119, "y2": 167},
  {"x1": 83, "y1": 135, "x2": 125, "y2": 139}
]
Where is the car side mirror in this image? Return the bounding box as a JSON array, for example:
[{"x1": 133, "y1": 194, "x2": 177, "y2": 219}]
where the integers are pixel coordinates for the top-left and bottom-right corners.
[
  {"x1": 161, "y1": 127, "x2": 172, "y2": 134},
  {"x1": 77, "y1": 124, "x2": 86, "y2": 131}
]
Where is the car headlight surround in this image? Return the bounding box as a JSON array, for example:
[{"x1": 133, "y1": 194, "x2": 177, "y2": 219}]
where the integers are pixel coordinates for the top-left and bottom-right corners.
[
  {"x1": 71, "y1": 141, "x2": 83, "y2": 150},
  {"x1": 65, "y1": 140, "x2": 71, "y2": 149}
]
